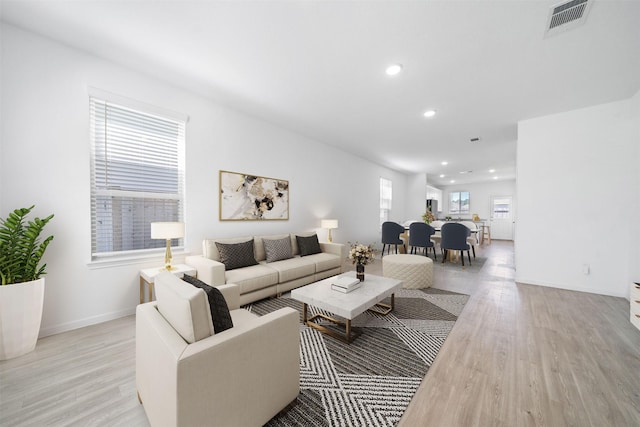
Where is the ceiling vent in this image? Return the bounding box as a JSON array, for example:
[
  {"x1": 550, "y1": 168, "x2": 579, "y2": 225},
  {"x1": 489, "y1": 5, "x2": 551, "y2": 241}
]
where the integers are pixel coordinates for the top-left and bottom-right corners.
[{"x1": 545, "y1": 0, "x2": 592, "y2": 37}]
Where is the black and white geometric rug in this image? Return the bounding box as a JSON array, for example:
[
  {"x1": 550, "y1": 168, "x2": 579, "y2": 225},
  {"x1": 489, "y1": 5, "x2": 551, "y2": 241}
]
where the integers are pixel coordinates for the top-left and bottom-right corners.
[{"x1": 244, "y1": 288, "x2": 469, "y2": 427}]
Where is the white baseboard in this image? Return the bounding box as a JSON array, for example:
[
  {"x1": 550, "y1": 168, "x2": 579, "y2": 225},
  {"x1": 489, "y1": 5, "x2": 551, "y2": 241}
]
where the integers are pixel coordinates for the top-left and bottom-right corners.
[{"x1": 39, "y1": 307, "x2": 136, "y2": 338}]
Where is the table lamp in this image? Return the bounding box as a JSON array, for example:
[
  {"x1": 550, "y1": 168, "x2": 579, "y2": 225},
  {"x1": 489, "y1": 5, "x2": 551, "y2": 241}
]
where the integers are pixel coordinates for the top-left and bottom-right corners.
[
  {"x1": 321, "y1": 219, "x2": 339, "y2": 243},
  {"x1": 151, "y1": 222, "x2": 185, "y2": 270}
]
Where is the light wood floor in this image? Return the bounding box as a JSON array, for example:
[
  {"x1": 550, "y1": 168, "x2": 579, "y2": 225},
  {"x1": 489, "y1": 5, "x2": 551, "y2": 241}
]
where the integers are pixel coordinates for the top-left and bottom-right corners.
[{"x1": 1, "y1": 241, "x2": 639, "y2": 426}]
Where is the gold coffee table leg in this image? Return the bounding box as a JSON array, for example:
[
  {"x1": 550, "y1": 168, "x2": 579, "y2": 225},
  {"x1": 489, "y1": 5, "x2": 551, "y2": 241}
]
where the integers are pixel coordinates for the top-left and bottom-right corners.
[
  {"x1": 301, "y1": 303, "x2": 361, "y2": 344},
  {"x1": 368, "y1": 293, "x2": 395, "y2": 315},
  {"x1": 300, "y1": 294, "x2": 397, "y2": 344}
]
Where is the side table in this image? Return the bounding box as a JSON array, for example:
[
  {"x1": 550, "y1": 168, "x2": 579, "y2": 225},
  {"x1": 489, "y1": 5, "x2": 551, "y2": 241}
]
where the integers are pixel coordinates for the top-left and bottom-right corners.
[{"x1": 139, "y1": 264, "x2": 197, "y2": 304}]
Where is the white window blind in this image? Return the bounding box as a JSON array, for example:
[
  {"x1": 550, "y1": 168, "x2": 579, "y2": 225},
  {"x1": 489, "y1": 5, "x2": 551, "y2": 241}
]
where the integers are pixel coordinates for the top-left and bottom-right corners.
[
  {"x1": 90, "y1": 97, "x2": 185, "y2": 258},
  {"x1": 379, "y1": 178, "x2": 392, "y2": 226}
]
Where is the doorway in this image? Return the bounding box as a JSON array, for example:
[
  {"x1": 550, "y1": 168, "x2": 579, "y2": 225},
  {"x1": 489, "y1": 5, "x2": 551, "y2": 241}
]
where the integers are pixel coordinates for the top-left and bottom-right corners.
[{"x1": 489, "y1": 196, "x2": 514, "y2": 240}]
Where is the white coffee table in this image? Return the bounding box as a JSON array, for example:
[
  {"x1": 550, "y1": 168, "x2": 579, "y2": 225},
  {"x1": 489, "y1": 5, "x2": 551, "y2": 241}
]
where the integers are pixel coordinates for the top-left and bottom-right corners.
[{"x1": 290, "y1": 272, "x2": 402, "y2": 343}]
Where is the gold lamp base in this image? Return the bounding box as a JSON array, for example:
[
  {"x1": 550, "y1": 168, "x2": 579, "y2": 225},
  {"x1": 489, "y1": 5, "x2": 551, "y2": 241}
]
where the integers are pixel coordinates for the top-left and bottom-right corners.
[{"x1": 163, "y1": 239, "x2": 175, "y2": 270}]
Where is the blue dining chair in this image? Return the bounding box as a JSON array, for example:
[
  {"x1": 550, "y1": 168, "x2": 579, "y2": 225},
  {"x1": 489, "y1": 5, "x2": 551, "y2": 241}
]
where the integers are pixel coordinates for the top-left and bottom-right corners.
[
  {"x1": 408, "y1": 222, "x2": 437, "y2": 260},
  {"x1": 440, "y1": 222, "x2": 472, "y2": 266},
  {"x1": 381, "y1": 221, "x2": 405, "y2": 256}
]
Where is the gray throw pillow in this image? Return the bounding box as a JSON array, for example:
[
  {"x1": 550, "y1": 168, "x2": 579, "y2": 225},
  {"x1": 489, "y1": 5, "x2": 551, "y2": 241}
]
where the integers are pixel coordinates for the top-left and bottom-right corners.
[
  {"x1": 215, "y1": 239, "x2": 258, "y2": 270},
  {"x1": 296, "y1": 234, "x2": 321, "y2": 256},
  {"x1": 182, "y1": 274, "x2": 233, "y2": 334},
  {"x1": 263, "y1": 237, "x2": 293, "y2": 263}
]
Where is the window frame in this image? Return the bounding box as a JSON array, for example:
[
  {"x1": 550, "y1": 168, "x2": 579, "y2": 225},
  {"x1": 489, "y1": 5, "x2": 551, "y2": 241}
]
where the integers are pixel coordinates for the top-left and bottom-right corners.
[
  {"x1": 88, "y1": 89, "x2": 187, "y2": 264},
  {"x1": 449, "y1": 191, "x2": 470, "y2": 215}
]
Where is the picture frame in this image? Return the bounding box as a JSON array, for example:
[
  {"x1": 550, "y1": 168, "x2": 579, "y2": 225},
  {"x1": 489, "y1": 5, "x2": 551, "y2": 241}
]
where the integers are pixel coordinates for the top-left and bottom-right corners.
[{"x1": 219, "y1": 170, "x2": 289, "y2": 221}]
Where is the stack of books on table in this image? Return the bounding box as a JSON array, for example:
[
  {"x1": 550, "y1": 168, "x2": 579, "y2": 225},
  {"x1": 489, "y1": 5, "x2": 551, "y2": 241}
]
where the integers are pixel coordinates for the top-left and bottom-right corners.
[{"x1": 331, "y1": 276, "x2": 361, "y2": 293}]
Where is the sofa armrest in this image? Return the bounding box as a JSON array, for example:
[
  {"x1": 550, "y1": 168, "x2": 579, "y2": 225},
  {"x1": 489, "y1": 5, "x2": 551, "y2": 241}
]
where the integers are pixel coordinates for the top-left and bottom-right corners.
[
  {"x1": 185, "y1": 255, "x2": 226, "y2": 286},
  {"x1": 320, "y1": 242, "x2": 345, "y2": 258},
  {"x1": 177, "y1": 307, "x2": 300, "y2": 426},
  {"x1": 136, "y1": 302, "x2": 188, "y2": 426},
  {"x1": 216, "y1": 284, "x2": 240, "y2": 311}
]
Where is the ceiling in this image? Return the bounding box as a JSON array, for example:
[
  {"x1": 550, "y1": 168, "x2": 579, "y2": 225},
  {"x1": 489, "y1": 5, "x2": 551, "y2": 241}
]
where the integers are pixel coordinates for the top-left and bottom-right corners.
[{"x1": 2, "y1": 0, "x2": 639, "y2": 187}]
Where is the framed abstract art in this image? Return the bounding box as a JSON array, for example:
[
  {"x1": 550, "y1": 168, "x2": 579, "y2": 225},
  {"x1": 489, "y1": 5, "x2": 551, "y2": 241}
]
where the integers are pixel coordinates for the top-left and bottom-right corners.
[{"x1": 219, "y1": 170, "x2": 289, "y2": 221}]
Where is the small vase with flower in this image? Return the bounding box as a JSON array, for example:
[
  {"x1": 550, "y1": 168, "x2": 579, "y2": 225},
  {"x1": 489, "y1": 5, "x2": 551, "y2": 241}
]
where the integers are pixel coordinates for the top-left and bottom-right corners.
[
  {"x1": 422, "y1": 209, "x2": 435, "y2": 224},
  {"x1": 348, "y1": 242, "x2": 375, "y2": 282}
]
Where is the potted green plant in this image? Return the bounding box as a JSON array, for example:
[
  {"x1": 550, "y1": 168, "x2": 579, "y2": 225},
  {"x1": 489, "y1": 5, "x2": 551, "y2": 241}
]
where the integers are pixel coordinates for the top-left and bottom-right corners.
[{"x1": 0, "y1": 205, "x2": 54, "y2": 360}]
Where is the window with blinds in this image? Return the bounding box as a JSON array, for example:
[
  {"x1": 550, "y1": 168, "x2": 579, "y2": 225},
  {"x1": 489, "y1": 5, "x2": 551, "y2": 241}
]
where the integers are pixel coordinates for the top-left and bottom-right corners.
[
  {"x1": 379, "y1": 177, "x2": 392, "y2": 227},
  {"x1": 89, "y1": 96, "x2": 185, "y2": 259}
]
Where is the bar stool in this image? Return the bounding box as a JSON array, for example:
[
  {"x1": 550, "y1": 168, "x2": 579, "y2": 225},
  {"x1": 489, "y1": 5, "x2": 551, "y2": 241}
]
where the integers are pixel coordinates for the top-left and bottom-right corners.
[{"x1": 481, "y1": 225, "x2": 491, "y2": 244}]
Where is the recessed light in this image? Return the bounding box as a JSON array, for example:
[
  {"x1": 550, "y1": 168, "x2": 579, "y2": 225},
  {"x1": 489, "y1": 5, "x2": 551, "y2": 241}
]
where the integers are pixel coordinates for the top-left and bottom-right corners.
[
  {"x1": 439, "y1": 174, "x2": 445, "y2": 178},
  {"x1": 489, "y1": 169, "x2": 496, "y2": 173},
  {"x1": 441, "y1": 161, "x2": 448, "y2": 166},
  {"x1": 385, "y1": 64, "x2": 403, "y2": 76},
  {"x1": 423, "y1": 109, "x2": 437, "y2": 118}
]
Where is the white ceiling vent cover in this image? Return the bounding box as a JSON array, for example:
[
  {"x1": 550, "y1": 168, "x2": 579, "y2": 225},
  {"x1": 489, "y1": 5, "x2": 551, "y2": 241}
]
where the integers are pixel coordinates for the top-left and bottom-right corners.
[{"x1": 545, "y1": 0, "x2": 593, "y2": 37}]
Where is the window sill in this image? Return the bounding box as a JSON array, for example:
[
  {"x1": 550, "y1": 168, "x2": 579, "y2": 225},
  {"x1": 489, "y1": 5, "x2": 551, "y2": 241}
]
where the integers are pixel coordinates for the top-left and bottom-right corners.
[{"x1": 87, "y1": 248, "x2": 191, "y2": 270}]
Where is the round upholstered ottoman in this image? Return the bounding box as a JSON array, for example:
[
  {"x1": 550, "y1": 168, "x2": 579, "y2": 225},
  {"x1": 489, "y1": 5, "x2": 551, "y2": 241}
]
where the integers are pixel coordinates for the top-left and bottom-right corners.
[{"x1": 382, "y1": 254, "x2": 433, "y2": 289}]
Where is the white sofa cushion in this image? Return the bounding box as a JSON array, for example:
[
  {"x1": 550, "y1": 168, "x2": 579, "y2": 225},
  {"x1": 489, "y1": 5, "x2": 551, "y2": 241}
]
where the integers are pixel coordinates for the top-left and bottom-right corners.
[
  {"x1": 154, "y1": 272, "x2": 214, "y2": 344},
  {"x1": 307, "y1": 252, "x2": 342, "y2": 272},
  {"x1": 230, "y1": 307, "x2": 260, "y2": 325},
  {"x1": 265, "y1": 256, "x2": 316, "y2": 282},
  {"x1": 225, "y1": 264, "x2": 279, "y2": 294}
]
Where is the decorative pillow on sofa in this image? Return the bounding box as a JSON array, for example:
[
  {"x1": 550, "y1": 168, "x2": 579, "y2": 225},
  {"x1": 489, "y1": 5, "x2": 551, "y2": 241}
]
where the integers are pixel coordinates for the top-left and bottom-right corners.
[
  {"x1": 182, "y1": 274, "x2": 233, "y2": 334},
  {"x1": 296, "y1": 234, "x2": 321, "y2": 256},
  {"x1": 263, "y1": 237, "x2": 293, "y2": 263},
  {"x1": 215, "y1": 239, "x2": 258, "y2": 271}
]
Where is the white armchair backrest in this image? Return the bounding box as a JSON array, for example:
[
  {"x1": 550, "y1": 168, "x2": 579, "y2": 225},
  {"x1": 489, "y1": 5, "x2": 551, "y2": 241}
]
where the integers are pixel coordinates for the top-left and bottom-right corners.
[{"x1": 155, "y1": 272, "x2": 214, "y2": 343}]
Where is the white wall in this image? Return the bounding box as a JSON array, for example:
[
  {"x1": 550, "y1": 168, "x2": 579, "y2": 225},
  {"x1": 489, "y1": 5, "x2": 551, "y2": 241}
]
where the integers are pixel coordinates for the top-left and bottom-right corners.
[
  {"x1": 631, "y1": 90, "x2": 640, "y2": 292},
  {"x1": 438, "y1": 180, "x2": 516, "y2": 221},
  {"x1": 516, "y1": 94, "x2": 639, "y2": 298},
  {"x1": 404, "y1": 173, "x2": 427, "y2": 222},
  {"x1": 0, "y1": 24, "x2": 407, "y2": 336}
]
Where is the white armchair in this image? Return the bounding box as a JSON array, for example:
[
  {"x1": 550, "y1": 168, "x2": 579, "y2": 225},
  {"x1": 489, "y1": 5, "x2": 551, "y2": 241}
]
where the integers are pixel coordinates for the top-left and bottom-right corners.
[{"x1": 136, "y1": 272, "x2": 299, "y2": 427}]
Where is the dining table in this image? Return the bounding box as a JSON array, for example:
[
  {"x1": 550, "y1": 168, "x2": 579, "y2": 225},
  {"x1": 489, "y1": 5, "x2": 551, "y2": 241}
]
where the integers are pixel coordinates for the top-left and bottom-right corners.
[{"x1": 401, "y1": 224, "x2": 478, "y2": 260}]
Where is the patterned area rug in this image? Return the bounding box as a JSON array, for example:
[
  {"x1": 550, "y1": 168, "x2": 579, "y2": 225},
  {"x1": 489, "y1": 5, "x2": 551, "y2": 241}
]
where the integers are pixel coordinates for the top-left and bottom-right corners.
[{"x1": 244, "y1": 288, "x2": 469, "y2": 427}]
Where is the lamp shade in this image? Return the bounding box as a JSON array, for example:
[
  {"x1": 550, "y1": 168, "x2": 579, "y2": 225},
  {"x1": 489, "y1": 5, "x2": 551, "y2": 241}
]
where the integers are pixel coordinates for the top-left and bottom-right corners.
[
  {"x1": 151, "y1": 222, "x2": 185, "y2": 239},
  {"x1": 321, "y1": 219, "x2": 338, "y2": 229}
]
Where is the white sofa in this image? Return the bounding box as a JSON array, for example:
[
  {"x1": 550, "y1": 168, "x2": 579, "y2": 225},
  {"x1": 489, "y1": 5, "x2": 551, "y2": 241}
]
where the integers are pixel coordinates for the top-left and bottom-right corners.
[
  {"x1": 185, "y1": 233, "x2": 345, "y2": 305},
  {"x1": 136, "y1": 272, "x2": 300, "y2": 427}
]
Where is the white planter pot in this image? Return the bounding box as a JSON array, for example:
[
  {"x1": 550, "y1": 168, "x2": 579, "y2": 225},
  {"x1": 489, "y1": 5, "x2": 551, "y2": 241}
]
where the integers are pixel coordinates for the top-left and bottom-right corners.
[{"x1": 0, "y1": 278, "x2": 45, "y2": 360}]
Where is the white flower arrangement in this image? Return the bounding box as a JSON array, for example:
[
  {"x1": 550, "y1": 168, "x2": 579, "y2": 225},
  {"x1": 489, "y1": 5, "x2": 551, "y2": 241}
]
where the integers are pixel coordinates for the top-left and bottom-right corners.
[{"x1": 348, "y1": 242, "x2": 375, "y2": 266}]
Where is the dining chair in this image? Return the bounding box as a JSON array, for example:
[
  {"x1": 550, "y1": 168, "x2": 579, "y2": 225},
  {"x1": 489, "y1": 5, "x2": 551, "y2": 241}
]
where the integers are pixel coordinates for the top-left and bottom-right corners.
[
  {"x1": 408, "y1": 222, "x2": 437, "y2": 260},
  {"x1": 381, "y1": 221, "x2": 406, "y2": 256},
  {"x1": 440, "y1": 222, "x2": 472, "y2": 266},
  {"x1": 460, "y1": 221, "x2": 478, "y2": 258}
]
